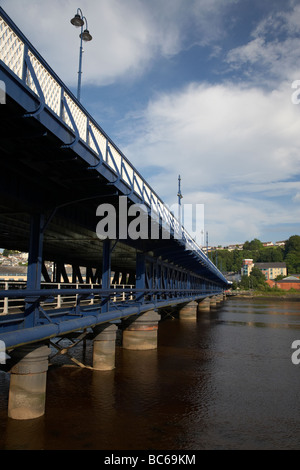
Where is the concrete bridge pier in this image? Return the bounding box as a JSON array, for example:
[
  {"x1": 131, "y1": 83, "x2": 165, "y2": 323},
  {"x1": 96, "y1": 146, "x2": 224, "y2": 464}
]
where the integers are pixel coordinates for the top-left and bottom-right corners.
[
  {"x1": 209, "y1": 296, "x2": 218, "y2": 307},
  {"x1": 122, "y1": 310, "x2": 161, "y2": 350},
  {"x1": 178, "y1": 301, "x2": 198, "y2": 320},
  {"x1": 92, "y1": 323, "x2": 118, "y2": 370},
  {"x1": 197, "y1": 297, "x2": 211, "y2": 312},
  {"x1": 8, "y1": 342, "x2": 50, "y2": 420},
  {"x1": 211, "y1": 294, "x2": 225, "y2": 307}
]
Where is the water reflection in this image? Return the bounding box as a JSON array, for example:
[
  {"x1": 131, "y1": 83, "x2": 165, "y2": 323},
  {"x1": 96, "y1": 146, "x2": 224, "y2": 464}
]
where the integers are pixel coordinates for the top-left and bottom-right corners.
[
  {"x1": 0, "y1": 298, "x2": 299, "y2": 449},
  {"x1": 4, "y1": 416, "x2": 45, "y2": 450}
]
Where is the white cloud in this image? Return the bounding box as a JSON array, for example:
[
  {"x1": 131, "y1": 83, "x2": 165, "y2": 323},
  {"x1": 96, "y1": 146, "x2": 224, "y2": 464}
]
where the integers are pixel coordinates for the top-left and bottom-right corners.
[
  {"x1": 2, "y1": 0, "x2": 157, "y2": 86},
  {"x1": 121, "y1": 80, "x2": 300, "y2": 244},
  {"x1": 226, "y1": 3, "x2": 300, "y2": 85},
  {"x1": 123, "y1": 81, "x2": 300, "y2": 188},
  {"x1": 1, "y1": 0, "x2": 237, "y2": 86},
  {"x1": 179, "y1": 188, "x2": 300, "y2": 246}
]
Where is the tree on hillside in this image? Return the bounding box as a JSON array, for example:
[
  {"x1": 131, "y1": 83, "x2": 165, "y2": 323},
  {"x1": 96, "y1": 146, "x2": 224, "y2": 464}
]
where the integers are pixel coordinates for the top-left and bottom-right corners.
[
  {"x1": 284, "y1": 235, "x2": 300, "y2": 273},
  {"x1": 285, "y1": 252, "x2": 300, "y2": 273},
  {"x1": 285, "y1": 235, "x2": 300, "y2": 254},
  {"x1": 209, "y1": 235, "x2": 300, "y2": 275},
  {"x1": 257, "y1": 246, "x2": 284, "y2": 263},
  {"x1": 2, "y1": 249, "x2": 19, "y2": 257},
  {"x1": 243, "y1": 238, "x2": 263, "y2": 251},
  {"x1": 240, "y1": 266, "x2": 266, "y2": 289}
]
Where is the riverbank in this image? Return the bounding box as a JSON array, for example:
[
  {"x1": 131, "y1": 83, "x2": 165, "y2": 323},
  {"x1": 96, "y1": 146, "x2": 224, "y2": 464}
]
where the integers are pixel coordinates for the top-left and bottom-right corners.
[{"x1": 230, "y1": 290, "x2": 300, "y2": 300}]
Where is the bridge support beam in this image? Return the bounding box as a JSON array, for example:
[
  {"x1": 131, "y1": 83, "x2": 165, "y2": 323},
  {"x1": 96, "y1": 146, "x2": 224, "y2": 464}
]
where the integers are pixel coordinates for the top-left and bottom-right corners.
[
  {"x1": 122, "y1": 310, "x2": 161, "y2": 350},
  {"x1": 198, "y1": 297, "x2": 211, "y2": 312},
  {"x1": 27, "y1": 213, "x2": 44, "y2": 290},
  {"x1": 178, "y1": 301, "x2": 198, "y2": 320},
  {"x1": 101, "y1": 239, "x2": 111, "y2": 313},
  {"x1": 8, "y1": 342, "x2": 50, "y2": 420},
  {"x1": 25, "y1": 213, "x2": 45, "y2": 328},
  {"x1": 92, "y1": 323, "x2": 118, "y2": 370}
]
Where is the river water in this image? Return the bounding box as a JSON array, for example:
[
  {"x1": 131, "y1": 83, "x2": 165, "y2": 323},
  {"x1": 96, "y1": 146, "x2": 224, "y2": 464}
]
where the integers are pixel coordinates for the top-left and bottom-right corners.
[{"x1": 0, "y1": 297, "x2": 299, "y2": 450}]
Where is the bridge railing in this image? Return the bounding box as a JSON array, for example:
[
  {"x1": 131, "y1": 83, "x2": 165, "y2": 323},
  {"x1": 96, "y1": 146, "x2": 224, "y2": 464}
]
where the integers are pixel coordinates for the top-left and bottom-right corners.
[
  {"x1": 0, "y1": 282, "x2": 221, "y2": 316},
  {"x1": 0, "y1": 285, "x2": 224, "y2": 349},
  {"x1": 0, "y1": 8, "x2": 226, "y2": 284},
  {"x1": 0, "y1": 281, "x2": 135, "y2": 315}
]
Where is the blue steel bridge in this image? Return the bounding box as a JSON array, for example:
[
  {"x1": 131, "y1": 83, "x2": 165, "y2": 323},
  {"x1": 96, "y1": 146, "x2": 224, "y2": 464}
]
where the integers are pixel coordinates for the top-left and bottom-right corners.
[{"x1": 0, "y1": 8, "x2": 229, "y2": 419}]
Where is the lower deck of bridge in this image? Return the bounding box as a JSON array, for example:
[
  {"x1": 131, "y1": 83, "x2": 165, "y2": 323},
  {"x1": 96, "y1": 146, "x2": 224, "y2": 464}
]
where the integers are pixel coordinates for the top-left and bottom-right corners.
[{"x1": 6, "y1": 294, "x2": 225, "y2": 420}]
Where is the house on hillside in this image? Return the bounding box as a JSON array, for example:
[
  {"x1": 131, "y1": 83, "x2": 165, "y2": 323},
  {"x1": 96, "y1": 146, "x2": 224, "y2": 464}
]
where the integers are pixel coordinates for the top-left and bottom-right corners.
[
  {"x1": 241, "y1": 259, "x2": 254, "y2": 276},
  {"x1": 0, "y1": 266, "x2": 27, "y2": 281},
  {"x1": 255, "y1": 262, "x2": 287, "y2": 280},
  {"x1": 241, "y1": 260, "x2": 287, "y2": 280}
]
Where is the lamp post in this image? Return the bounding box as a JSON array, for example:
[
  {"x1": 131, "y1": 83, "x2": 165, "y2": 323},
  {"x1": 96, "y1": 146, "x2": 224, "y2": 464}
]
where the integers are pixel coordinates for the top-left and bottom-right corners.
[
  {"x1": 177, "y1": 174, "x2": 183, "y2": 233},
  {"x1": 70, "y1": 8, "x2": 92, "y2": 101}
]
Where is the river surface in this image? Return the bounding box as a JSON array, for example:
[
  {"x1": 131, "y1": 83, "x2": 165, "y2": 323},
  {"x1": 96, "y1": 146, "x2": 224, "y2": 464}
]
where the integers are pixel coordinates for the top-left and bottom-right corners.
[{"x1": 0, "y1": 297, "x2": 299, "y2": 450}]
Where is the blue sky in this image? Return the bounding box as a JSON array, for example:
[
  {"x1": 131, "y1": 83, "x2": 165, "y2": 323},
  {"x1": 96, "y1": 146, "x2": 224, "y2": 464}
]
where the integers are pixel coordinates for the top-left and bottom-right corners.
[{"x1": 2, "y1": 0, "x2": 300, "y2": 246}]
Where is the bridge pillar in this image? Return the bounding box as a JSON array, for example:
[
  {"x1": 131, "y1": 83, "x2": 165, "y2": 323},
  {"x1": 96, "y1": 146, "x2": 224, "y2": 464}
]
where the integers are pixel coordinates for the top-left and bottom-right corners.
[
  {"x1": 178, "y1": 301, "x2": 198, "y2": 320},
  {"x1": 92, "y1": 323, "x2": 118, "y2": 370},
  {"x1": 122, "y1": 310, "x2": 161, "y2": 350},
  {"x1": 198, "y1": 297, "x2": 211, "y2": 312},
  {"x1": 209, "y1": 296, "x2": 218, "y2": 307},
  {"x1": 27, "y1": 213, "x2": 44, "y2": 290},
  {"x1": 101, "y1": 239, "x2": 111, "y2": 313},
  {"x1": 25, "y1": 213, "x2": 45, "y2": 328},
  {"x1": 8, "y1": 342, "x2": 50, "y2": 420}
]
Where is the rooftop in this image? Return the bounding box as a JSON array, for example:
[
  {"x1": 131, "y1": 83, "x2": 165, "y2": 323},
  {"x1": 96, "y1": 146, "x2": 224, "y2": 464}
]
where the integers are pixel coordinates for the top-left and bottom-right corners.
[
  {"x1": 255, "y1": 262, "x2": 286, "y2": 269},
  {"x1": 280, "y1": 276, "x2": 300, "y2": 283}
]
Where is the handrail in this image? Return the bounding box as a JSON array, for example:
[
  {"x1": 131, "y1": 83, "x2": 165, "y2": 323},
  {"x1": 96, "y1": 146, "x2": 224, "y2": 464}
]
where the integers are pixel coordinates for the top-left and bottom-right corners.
[
  {"x1": 0, "y1": 287, "x2": 221, "y2": 299},
  {"x1": 0, "y1": 7, "x2": 227, "y2": 284},
  {"x1": 0, "y1": 283, "x2": 222, "y2": 319},
  {"x1": 0, "y1": 281, "x2": 135, "y2": 314}
]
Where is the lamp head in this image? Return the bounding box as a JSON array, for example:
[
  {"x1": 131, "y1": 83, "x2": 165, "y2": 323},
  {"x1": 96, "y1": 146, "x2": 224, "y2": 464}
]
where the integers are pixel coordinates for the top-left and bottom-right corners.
[
  {"x1": 80, "y1": 29, "x2": 93, "y2": 41},
  {"x1": 70, "y1": 13, "x2": 84, "y2": 27}
]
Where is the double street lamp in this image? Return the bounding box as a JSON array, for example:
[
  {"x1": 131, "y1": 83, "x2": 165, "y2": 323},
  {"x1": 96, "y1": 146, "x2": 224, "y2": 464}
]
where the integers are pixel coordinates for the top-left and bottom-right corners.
[{"x1": 70, "y1": 8, "x2": 93, "y2": 101}]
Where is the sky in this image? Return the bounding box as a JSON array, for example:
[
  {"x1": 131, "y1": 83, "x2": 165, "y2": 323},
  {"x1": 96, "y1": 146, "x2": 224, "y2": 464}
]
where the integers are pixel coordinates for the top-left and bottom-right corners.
[{"x1": 1, "y1": 0, "x2": 300, "y2": 247}]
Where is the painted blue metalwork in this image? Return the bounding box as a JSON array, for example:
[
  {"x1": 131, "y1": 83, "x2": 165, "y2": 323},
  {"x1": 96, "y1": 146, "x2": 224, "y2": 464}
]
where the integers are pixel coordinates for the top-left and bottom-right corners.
[
  {"x1": 23, "y1": 54, "x2": 45, "y2": 118},
  {"x1": 60, "y1": 96, "x2": 80, "y2": 148},
  {"x1": 136, "y1": 254, "x2": 146, "y2": 303},
  {"x1": 0, "y1": 284, "x2": 221, "y2": 346},
  {"x1": 24, "y1": 216, "x2": 41, "y2": 328},
  {"x1": 0, "y1": 7, "x2": 230, "y2": 351},
  {"x1": 101, "y1": 240, "x2": 111, "y2": 313},
  {"x1": 0, "y1": 292, "x2": 217, "y2": 350}
]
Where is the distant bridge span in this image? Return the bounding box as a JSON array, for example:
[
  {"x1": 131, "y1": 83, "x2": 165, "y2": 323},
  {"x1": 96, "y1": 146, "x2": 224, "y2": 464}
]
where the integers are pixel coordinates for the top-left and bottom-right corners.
[{"x1": 0, "y1": 8, "x2": 229, "y2": 419}]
